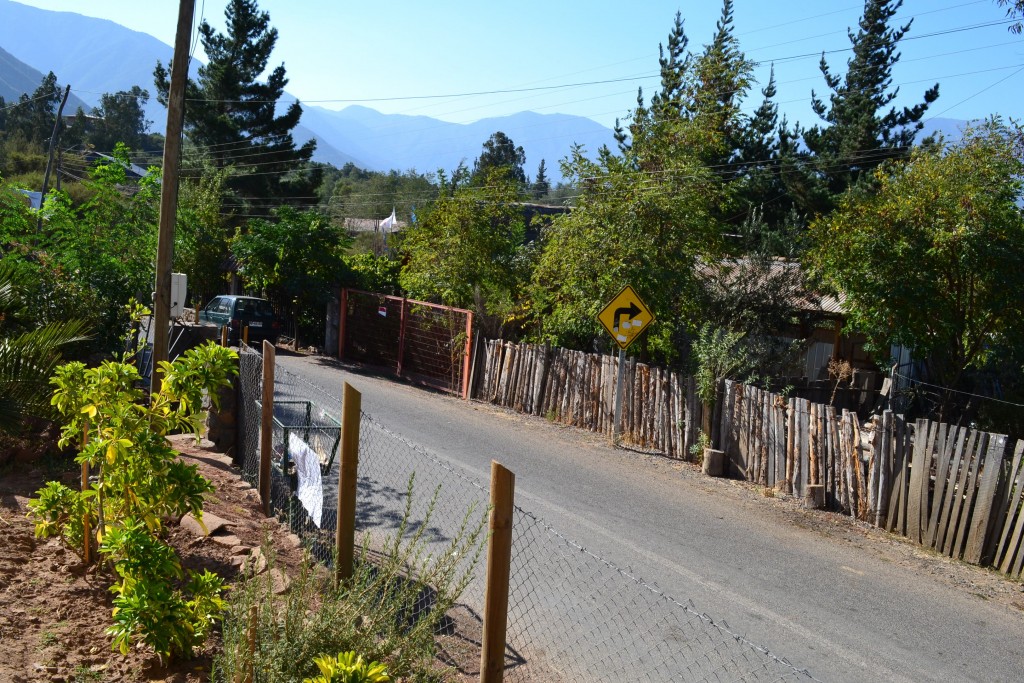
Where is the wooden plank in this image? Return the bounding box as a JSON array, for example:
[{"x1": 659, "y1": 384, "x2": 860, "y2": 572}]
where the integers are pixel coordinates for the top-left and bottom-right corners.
[
  {"x1": 808, "y1": 401, "x2": 819, "y2": 488},
  {"x1": 774, "y1": 396, "x2": 787, "y2": 488},
  {"x1": 995, "y1": 441, "x2": 1024, "y2": 572},
  {"x1": 888, "y1": 416, "x2": 910, "y2": 534},
  {"x1": 925, "y1": 424, "x2": 957, "y2": 549},
  {"x1": 942, "y1": 429, "x2": 981, "y2": 556},
  {"x1": 852, "y1": 415, "x2": 866, "y2": 520},
  {"x1": 951, "y1": 431, "x2": 989, "y2": 559},
  {"x1": 785, "y1": 397, "x2": 795, "y2": 495},
  {"x1": 866, "y1": 415, "x2": 880, "y2": 525},
  {"x1": 964, "y1": 434, "x2": 1008, "y2": 564},
  {"x1": 934, "y1": 427, "x2": 969, "y2": 554},
  {"x1": 904, "y1": 420, "x2": 930, "y2": 543},
  {"x1": 875, "y1": 411, "x2": 892, "y2": 527},
  {"x1": 825, "y1": 405, "x2": 839, "y2": 509}
]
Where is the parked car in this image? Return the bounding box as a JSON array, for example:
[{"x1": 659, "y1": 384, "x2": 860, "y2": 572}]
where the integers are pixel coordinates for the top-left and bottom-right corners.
[{"x1": 198, "y1": 295, "x2": 280, "y2": 345}]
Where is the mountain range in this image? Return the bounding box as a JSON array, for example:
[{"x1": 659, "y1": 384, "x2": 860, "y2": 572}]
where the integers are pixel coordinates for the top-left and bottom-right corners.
[
  {"x1": 0, "y1": 0, "x2": 966, "y2": 182},
  {"x1": 0, "y1": 0, "x2": 614, "y2": 180}
]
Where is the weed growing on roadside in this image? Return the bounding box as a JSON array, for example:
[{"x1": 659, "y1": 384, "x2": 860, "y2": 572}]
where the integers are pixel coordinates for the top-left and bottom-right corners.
[{"x1": 214, "y1": 475, "x2": 487, "y2": 682}]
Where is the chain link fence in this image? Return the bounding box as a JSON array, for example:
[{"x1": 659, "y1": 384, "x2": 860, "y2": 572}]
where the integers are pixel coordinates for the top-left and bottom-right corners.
[{"x1": 236, "y1": 345, "x2": 816, "y2": 681}]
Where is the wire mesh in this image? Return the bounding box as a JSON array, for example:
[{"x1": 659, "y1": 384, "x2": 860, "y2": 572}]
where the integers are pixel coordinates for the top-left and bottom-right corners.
[
  {"x1": 239, "y1": 358, "x2": 817, "y2": 682},
  {"x1": 341, "y1": 290, "x2": 469, "y2": 396}
]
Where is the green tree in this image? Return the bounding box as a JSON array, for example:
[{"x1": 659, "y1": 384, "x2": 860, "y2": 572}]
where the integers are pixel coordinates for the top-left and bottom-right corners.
[
  {"x1": 792, "y1": 0, "x2": 939, "y2": 215},
  {"x1": 531, "y1": 159, "x2": 550, "y2": 200},
  {"x1": 175, "y1": 165, "x2": 232, "y2": 306},
  {"x1": 400, "y1": 166, "x2": 528, "y2": 335},
  {"x1": 472, "y1": 132, "x2": 526, "y2": 186},
  {"x1": 807, "y1": 120, "x2": 1024, "y2": 417},
  {"x1": 88, "y1": 86, "x2": 152, "y2": 154},
  {"x1": 232, "y1": 206, "x2": 352, "y2": 345},
  {"x1": 154, "y1": 0, "x2": 319, "y2": 212}
]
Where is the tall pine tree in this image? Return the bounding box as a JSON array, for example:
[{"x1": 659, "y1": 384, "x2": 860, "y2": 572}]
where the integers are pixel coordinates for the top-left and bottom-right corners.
[
  {"x1": 154, "y1": 0, "x2": 319, "y2": 212},
  {"x1": 790, "y1": 0, "x2": 939, "y2": 215}
]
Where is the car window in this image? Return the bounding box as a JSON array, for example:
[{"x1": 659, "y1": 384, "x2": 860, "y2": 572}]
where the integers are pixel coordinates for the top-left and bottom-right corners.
[
  {"x1": 216, "y1": 298, "x2": 231, "y2": 314},
  {"x1": 206, "y1": 297, "x2": 223, "y2": 313},
  {"x1": 255, "y1": 301, "x2": 274, "y2": 317}
]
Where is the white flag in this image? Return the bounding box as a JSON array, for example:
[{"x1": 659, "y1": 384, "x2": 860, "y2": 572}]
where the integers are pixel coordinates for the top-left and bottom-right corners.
[{"x1": 380, "y1": 208, "x2": 396, "y2": 232}]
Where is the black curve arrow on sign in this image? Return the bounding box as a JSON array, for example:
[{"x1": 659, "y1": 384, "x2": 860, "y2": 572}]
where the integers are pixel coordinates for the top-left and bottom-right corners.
[{"x1": 613, "y1": 302, "x2": 641, "y2": 331}]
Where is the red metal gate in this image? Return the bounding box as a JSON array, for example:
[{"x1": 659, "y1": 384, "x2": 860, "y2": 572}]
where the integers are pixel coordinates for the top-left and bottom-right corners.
[{"x1": 338, "y1": 289, "x2": 474, "y2": 398}]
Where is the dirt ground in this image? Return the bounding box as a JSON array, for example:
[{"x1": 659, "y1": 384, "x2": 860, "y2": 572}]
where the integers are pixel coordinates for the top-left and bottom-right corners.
[{"x1": 0, "y1": 434, "x2": 480, "y2": 683}]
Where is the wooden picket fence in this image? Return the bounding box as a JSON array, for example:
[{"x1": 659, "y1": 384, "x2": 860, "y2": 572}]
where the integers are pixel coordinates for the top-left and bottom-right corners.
[
  {"x1": 720, "y1": 379, "x2": 1024, "y2": 578},
  {"x1": 472, "y1": 339, "x2": 701, "y2": 459},
  {"x1": 471, "y1": 341, "x2": 1024, "y2": 578}
]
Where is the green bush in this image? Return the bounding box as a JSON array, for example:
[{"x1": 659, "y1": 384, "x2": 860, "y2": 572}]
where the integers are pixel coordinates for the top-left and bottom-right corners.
[{"x1": 214, "y1": 477, "x2": 487, "y2": 682}]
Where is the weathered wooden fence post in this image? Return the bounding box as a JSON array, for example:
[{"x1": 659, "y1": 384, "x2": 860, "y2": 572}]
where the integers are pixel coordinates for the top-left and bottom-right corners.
[
  {"x1": 481, "y1": 460, "x2": 515, "y2": 683},
  {"x1": 335, "y1": 382, "x2": 362, "y2": 586},
  {"x1": 258, "y1": 339, "x2": 275, "y2": 516}
]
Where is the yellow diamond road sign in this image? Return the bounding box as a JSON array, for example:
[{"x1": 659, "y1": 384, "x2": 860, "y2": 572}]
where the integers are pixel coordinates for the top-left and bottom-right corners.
[{"x1": 597, "y1": 285, "x2": 654, "y2": 350}]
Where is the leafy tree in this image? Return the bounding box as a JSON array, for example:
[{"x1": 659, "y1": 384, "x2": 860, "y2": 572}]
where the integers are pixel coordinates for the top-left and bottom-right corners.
[
  {"x1": 998, "y1": 0, "x2": 1024, "y2": 33},
  {"x1": 232, "y1": 206, "x2": 352, "y2": 345},
  {"x1": 400, "y1": 166, "x2": 528, "y2": 335},
  {"x1": 154, "y1": 0, "x2": 319, "y2": 212},
  {"x1": 0, "y1": 260, "x2": 89, "y2": 433},
  {"x1": 472, "y1": 132, "x2": 526, "y2": 186},
  {"x1": 791, "y1": 0, "x2": 939, "y2": 215},
  {"x1": 3, "y1": 72, "x2": 63, "y2": 145},
  {"x1": 807, "y1": 120, "x2": 1024, "y2": 418},
  {"x1": 1, "y1": 145, "x2": 161, "y2": 352},
  {"x1": 88, "y1": 86, "x2": 153, "y2": 154},
  {"x1": 535, "y1": 5, "x2": 752, "y2": 362},
  {"x1": 532, "y1": 136, "x2": 726, "y2": 362},
  {"x1": 531, "y1": 159, "x2": 550, "y2": 200},
  {"x1": 175, "y1": 165, "x2": 232, "y2": 306}
]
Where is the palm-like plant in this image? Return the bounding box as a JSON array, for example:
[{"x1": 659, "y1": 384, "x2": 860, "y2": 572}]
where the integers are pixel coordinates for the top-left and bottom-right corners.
[{"x1": 0, "y1": 260, "x2": 90, "y2": 432}]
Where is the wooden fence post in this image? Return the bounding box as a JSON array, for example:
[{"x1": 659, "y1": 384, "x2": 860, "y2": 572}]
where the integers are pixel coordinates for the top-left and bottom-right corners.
[
  {"x1": 335, "y1": 382, "x2": 362, "y2": 586},
  {"x1": 480, "y1": 460, "x2": 515, "y2": 683},
  {"x1": 81, "y1": 424, "x2": 90, "y2": 564},
  {"x1": 259, "y1": 340, "x2": 275, "y2": 516},
  {"x1": 396, "y1": 297, "x2": 408, "y2": 379},
  {"x1": 220, "y1": 324, "x2": 228, "y2": 347},
  {"x1": 338, "y1": 288, "x2": 348, "y2": 359},
  {"x1": 462, "y1": 311, "x2": 474, "y2": 399}
]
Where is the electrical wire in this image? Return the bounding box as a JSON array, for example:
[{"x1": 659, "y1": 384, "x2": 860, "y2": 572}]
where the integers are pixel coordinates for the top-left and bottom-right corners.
[{"x1": 893, "y1": 371, "x2": 1024, "y2": 409}]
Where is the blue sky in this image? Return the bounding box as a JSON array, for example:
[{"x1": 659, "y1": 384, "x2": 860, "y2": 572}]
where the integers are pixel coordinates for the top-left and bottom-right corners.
[{"x1": 14, "y1": 0, "x2": 1024, "y2": 129}]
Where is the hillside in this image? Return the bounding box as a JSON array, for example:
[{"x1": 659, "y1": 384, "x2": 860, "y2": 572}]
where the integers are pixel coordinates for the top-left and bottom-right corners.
[{"x1": 0, "y1": 0, "x2": 612, "y2": 178}]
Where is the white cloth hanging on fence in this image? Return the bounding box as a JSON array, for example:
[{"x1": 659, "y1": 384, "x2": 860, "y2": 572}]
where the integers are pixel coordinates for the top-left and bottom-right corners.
[{"x1": 289, "y1": 433, "x2": 323, "y2": 527}]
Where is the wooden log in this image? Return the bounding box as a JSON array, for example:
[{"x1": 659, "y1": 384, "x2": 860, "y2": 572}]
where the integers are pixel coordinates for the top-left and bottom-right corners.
[
  {"x1": 826, "y1": 405, "x2": 840, "y2": 510},
  {"x1": 774, "y1": 397, "x2": 787, "y2": 489},
  {"x1": 804, "y1": 484, "x2": 826, "y2": 510},
  {"x1": 759, "y1": 391, "x2": 769, "y2": 485},
  {"x1": 965, "y1": 434, "x2": 1008, "y2": 564},
  {"x1": 852, "y1": 416, "x2": 867, "y2": 521},
  {"x1": 703, "y1": 448, "x2": 726, "y2": 477},
  {"x1": 950, "y1": 432, "x2": 989, "y2": 559},
  {"x1": 785, "y1": 397, "x2": 796, "y2": 495},
  {"x1": 866, "y1": 415, "x2": 880, "y2": 525},
  {"x1": 335, "y1": 382, "x2": 361, "y2": 586},
  {"x1": 876, "y1": 410, "x2": 893, "y2": 527},
  {"x1": 809, "y1": 401, "x2": 820, "y2": 487},
  {"x1": 480, "y1": 461, "x2": 515, "y2": 683}
]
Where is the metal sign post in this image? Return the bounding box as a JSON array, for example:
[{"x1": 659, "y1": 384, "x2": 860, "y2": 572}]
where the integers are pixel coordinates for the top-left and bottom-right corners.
[{"x1": 597, "y1": 285, "x2": 654, "y2": 442}]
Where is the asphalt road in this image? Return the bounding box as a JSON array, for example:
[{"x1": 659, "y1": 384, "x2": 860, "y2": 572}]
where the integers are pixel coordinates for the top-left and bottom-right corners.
[{"x1": 275, "y1": 352, "x2": 1024, "y2": 682}]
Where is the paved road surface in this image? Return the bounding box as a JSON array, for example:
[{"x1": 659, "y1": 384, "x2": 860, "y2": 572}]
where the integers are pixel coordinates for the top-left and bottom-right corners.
[{"x1": 275, "y1": 352, "x2": 1024, "y2": 682}]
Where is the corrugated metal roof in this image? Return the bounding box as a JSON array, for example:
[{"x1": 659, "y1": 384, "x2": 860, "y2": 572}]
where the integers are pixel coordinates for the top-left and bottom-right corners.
[{"x1": 696, "y1": 257, "x2": 845, "y2": 317}]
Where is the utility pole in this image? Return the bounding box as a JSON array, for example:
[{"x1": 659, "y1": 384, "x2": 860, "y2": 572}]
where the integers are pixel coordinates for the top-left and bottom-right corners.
[
  {"x1": 151, "y1": 0, "x2": 195, "y2": 396},
  {"x1": 37, "y1": 84, "x2": 71, "y2": 232}
]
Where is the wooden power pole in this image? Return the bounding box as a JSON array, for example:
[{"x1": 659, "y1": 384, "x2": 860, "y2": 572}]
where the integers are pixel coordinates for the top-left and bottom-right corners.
[
  {"x1": 37, "y1": 84, "x2": 71, "y2": 233},
  {"x1": 151, "y1": 0, "x2": 195, "y2": 395}
]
